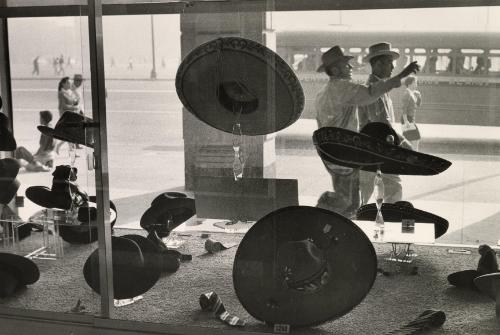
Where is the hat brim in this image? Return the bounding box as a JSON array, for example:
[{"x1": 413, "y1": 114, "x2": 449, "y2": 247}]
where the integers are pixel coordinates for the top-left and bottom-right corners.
[
  {"x1": 140, "y1": 197, "x2": 195, "y2": 234},
  {"x1": 356, "y1": 202, "x2": 449, "y2": 238},
  {"x1": 313, "y1": 127, "x2": 451, "y2": 175},
  {"x1": 0, "y1": 178, "x2": 20, "y2": 205},
  {"x1": 25, "y1": 186, "x2": 72, "y2": 210},
  {"x1": 176, "y1": 37, "x2": 304, "y2": 136},
  {"x1": 233, "y1": 205, "x2": 377, "y2": 327},
  {"x1": 0, "y1": 132, "x2": 17, "y2": 151},
  {"x1": 316, "y1": 55, "x2": 354, "y2": 73},
  {"x1": 0, "y1": 252, "x2": 40, "y2": 285},
  {"x1": 37, "y1": 125, "x2": 94, "y2": 148},
  {"x1": 474, "y1": 273, "x2": 500, "y2": 300},
  {"x1": 364, "y1": 50, "x2": 400, "y2": 63}
]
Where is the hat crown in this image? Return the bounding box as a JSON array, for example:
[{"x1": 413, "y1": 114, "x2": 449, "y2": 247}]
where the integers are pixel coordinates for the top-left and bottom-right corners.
[
  {"x1": 368, "y1": 42, "x2": 393, "y2": 55},
  {"x1": 360, "y1": 122, "x2": 401, "y2": 146}
]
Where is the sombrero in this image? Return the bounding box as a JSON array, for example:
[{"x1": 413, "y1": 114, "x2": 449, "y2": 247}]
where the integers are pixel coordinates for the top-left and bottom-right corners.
[
  {"x1": 38, "y1": 111, "x2": 94, "y2": 148},
  {"x1": 0, "y1": 113, "x2": 16, "y2": 151},
  {"x1": 0, "y1": 158, "x2": 20, "y2": 205},
  {"x1": 25, "y1": 165, "x2": 88, "y2": 210},
  {"x1": 176, "y1": 37, "x2": 304, "y2": 135},
  {"x1": 140, "y1": 192, "x2": 195, "y2": 238},
  {"x1": 83, "y1": 235, "x2": 161, "y2": 299},
  {"x1": 233, "y1": 206, "x2": 377, "y2": 327},
  {"x1": 313, "y1": 122, "x2": 452, "y2": 175},
  {"x1": 355, "y1": 201, "x2": 449, "y2": 238},
  {"x1": 473, "y1": 272, "x2": 500, "y2": 300},
  {"x1": 0, "y1": 252, "x2": 40, "y2": 298}
]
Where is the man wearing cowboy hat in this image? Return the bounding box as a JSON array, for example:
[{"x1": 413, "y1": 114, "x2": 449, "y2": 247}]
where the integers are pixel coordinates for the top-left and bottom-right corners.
[
  {"x1": 358, "y1": 42, "x2": 419, "y2": 205},
  {"x1": 315, "y1": 45, "x2": 419, "y2": 218}
]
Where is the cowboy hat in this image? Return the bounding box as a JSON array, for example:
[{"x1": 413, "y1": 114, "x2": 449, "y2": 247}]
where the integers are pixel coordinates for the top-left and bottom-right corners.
[
  {"x1": 83, "y1": 235, "x2": 161, "y2": 299},
  {"x1": 0, "y1": 252, "x2": 40, "y2": 298},
  {"x1": 355, "y1": 201, "x2": 449, "y2": 238},
  {"x1": 0, "y1": 158, "x2": 20, "y2": 205},
  {"x1": 233, "y1": 205, "x2": 377, "y2": 327},
  {"x1": 316, "y1": 46, "x2": 354, "y2": 73},
  {"x1": 0, "y1": 113, "x2": 16, "y2": 151},
  {"x1": 38, "y1": 111, "x2": 94, "y2": 148},
  {"x1": 313, "y1": 122, "x2": 452, "y2": 175},
  {"x1": 364, "y1": 42, "x2": 400, "y2": 63},
  {"x1": 140, "y1": 192, "x2": 195, "y2": 238},
  {"x1": 176, "y1": 37, "x2": 304, "y2": 135},
  {"x1": 474, "y1": 272, "x2": 500, "y2": 300}
]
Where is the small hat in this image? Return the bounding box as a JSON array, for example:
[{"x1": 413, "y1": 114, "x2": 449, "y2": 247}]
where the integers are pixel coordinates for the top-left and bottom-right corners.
[
  {"x1": 233, "y1": 206, "x2": 377, "y2": 327},
  {"x1": 356, "y1": 201, "x2": 449, "y2": 238},
  {"x1": 316, "y1": 46, "x2": 354, "y2": 73},
  {"x1": 474, "y1": 272, "x2": 500, "y2": 300},
  {"x1": 313, "y1": 122, "x2": 452, "y2": 175},
  {"x1": 0, "y1": 158, "x2": 21, "y2": 205},
  {"x1": 176, "y1": 37, "x2": 304, "y2": 135},
  {"x1": 83, "y1": 235, "x2": 161, "y2": 299},
  {"x1": 140, "y1": 192, "x2": 195, "y2": 238},
  {"x1": 0, "y1": 252, "x2": 40, "y2": 298},
  {"x1": 0, "y1": 113, "x2": 17, "y2": 151},
  {"x1": 73, "y1": 74, "x2": 83, "y2": 81},
  {"x1": 38, "y1": 111, "x2": 94, "y2": 148},
  {"x1": 364, "y1": 42, "x2": 400, "y2": 62}
]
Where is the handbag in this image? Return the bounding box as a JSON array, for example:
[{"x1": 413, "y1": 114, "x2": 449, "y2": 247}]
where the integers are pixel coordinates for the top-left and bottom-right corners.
[{"x1": 402, "y1": 122, "x2": 421, "y2": 141}]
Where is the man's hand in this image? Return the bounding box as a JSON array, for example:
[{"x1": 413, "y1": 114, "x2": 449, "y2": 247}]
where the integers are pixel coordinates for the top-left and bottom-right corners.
[{"x1": 398, "y1": 61, "x2": 420, "y2": 79}]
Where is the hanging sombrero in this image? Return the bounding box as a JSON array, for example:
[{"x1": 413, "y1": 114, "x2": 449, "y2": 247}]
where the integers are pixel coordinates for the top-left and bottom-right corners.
[
  {"x1": 313, "y1": 122, "x2": 451, "y2": 175},
  {"x1": 233, "y1": 206, "x2": 377, "y2": 327},
  {"x1": 176, "y1": 37, "x2": 304, "y2": 135},
  {"x1": 0, "y1": 113, "x2": 16, "y2": 151},
  {"x1": 355, "y1": 201, "x2": 449, "y2": 238}
]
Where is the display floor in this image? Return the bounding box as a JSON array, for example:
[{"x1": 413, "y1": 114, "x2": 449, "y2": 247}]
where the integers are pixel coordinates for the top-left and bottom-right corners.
[{"x1": 0, "y1": 228, "x2": 499, "y2": 335}]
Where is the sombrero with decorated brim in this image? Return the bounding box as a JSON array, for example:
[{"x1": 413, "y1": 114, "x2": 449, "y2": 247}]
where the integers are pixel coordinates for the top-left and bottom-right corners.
[
  {"x1": 0, "y1": 253, "x2": 40, "y2": 298},
  {"x1": 473, "y1": 272, "x2": 500, "y2": 300},
  {"x1": 313, "y1": 122, "x2": 452, "y2": 175},
  {"x1": 38, "y1": 111, "x2": 94, "y2": 148},
  {"x1": 176, "y1": 37, "x2": 304, "y2": 135},
  {"x1": 0, "y1": 113, "x2": 16, "y2": 151},
  {"x1": 140, "y1": 192, "x2": 195, "y2": 238},
  {"x1": 83, "y1": 235, "x2": 161, "y2": 299},
  {"x1": 356, "y1": 201, "x2": 449, "y2": 238},
  {"x1": 0, "y1": 158, "x2": 20, "y2": 205},
  {"x1": 233, "y1": 206, "x2": 377, "y2": 327}
]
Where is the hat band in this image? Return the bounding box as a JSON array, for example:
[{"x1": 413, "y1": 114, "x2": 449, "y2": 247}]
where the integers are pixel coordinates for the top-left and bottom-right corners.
[{"x1": 284, "y1": 262, "x2": 329, "y2": 291}]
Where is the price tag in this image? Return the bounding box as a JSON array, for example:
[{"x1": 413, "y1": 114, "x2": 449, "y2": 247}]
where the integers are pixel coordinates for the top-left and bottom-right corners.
[
  {"x1": 273, "y1": 324, "x2": 290, "y2": 333},
  {"x1": 402, "y1": 219, "x2": 415, "y2": 234}
]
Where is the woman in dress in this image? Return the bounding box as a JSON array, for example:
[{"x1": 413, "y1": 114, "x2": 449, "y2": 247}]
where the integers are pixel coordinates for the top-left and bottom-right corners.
[{"x1": 401, "y1": 75, "x2": 422, "y2": 151}]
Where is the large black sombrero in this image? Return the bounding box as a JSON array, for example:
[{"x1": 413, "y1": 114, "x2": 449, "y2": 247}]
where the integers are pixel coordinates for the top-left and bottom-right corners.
[
  {"x1": 176, "y1": 37, "x2": 304, "y2": 135},
  {"x1": 233, "y1": 206, "x2": 377, "y2": 327},
  {"x1": 474, "y1": 272, "x2": 500, "y2": 300},
  {"x1": 140, "y1": 192, "x2": 195, "y2": 238},
  {"x1": 38, "y1": 111, "x2": 94, "y2": 148},
  {"x1": 83, "y1": 235, "x2": 161, "y2": 299},
  {"x1": 0, "y1": 158, "x2": 20, "y2": 205},
  {"x1": 0, "y1": 113, "x2": 16, "y2": 151},
  {"x1": 0, "y1": 253, "x2": 40, "y2": 298},
  {"x1": 355, "y1": 201, "x2": 449, "y2": 238},
  {"x1": 313, "y1": 122, "x2": 451, "y2": 175}
]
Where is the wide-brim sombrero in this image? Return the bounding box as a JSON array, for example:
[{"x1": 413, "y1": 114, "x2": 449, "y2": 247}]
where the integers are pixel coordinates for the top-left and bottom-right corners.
[
  {"x1": 233, "y1": 205, "x2": 377, "y2": 327},
  {"x1": 473, "y1": 272, "x2": 500, "y2": 300},
  {"x1": 355, "y1": 201, "x2": 449, "y2": 238},
  {"x1": 0, "y1": 113, "x2": 17, "y2": 151},
  {"x1": 83, "y1": 236, "x2": 160, "y2": 299},
  {"x1": 0, "y1": 252, "x2": 40, "y2": 285},
  {"x1": 38, "y1": 111, "x2": 94, "y2": 148},
  {"x1": 25, "y1": 186, "x2": 73, "y2": 210},
  {"x1": 176, "y1": 37, "x2": 304, "y2": 136},
  {"x1": 313, "y1": 124, "x2": 451, "y2": 175}
]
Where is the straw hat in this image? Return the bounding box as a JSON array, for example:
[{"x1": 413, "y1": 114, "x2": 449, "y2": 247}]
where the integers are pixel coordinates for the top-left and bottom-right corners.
[
  {"x1": 364, "y1": 42, "x2": 400, "y2": 62},
  {"x1": 316, "y1": 46, "x2": 354, "y2": 73}
]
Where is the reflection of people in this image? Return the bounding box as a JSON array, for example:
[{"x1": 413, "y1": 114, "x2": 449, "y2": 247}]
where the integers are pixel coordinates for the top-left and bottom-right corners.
[
  {"x1": 314, "y1": 45, "x2": 419, "y2": 218},
  {"x1": 56, "y1": 77, "x2": 79, "y2": 153},
  {"x1": 32, "y1": 56, "x2": 40, "y2": 76},
  {"x1": 71, "y1": 74, "x2": 84, "y2": 115},
  {"x1": 474, "y1": 57, "x2": 487, "y2": 75},
  {"x1": 401, "y1": 76, "x2": 422, "y2": 151}
]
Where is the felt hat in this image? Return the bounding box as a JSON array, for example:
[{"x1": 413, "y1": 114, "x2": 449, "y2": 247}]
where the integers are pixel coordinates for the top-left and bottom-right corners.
[
  {"x1": 83, "y1": 235, "x2": 161, "y2": 299},
  {"x1": 0, "y1": 252, "x2": 40, "y2": 298},
  {"x1": 355, "y1": 201, "x2": 449, "y2": 238},
  {"x1": 140, "y1": 192, "x2": 195, "y2": 238},
  {"x1": 313, "y1": 122, "x2": 452, "y2": 175},
  {"x1": 73, "y1": 74, "x2": 83, "y2": 81},
  {"x1": 25, "y1": 165, "x2": 88, "y2": 210},
  {"x1": 233, "y1": 205, "x2": 377, "y2": 327},
  {"x1": 474, "y1": 272, "x2": 500, "y2": 300},
  {"x1": 176, "y1": 37, "x2": 304, "y2": 135},
  {"x1": 38, "y1": 111, "x2": 94, "y2": 148},
  {"x1": 316, "y1": 46, "x2": 354, "y2": 73},
  {"x1": 0, "y1": 113, "x2": 16, "y2": 151},
  {"x1": 364, "y1": 42, "x2": 400, "y2": 62},
  {"x1": 0, "y1": 158, "x2": 20, "y2": 205}
]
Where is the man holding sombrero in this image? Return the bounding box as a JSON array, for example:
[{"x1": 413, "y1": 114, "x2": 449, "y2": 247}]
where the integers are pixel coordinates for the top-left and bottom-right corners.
[{"x1": 315, "y1": 45, "x2": 419, "y2": 217}]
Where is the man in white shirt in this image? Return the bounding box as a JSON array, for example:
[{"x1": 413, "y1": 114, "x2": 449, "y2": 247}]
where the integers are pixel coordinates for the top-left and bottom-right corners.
[{"x1": 71, "y1": 74, "x2": 84, "y2": 115}]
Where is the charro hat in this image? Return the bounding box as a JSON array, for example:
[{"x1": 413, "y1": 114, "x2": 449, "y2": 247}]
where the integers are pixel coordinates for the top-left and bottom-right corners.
[
  {"x1": 0, "y1": 113, "x2": 16, "y2": 151},
  {"x1": 0, "y1": 252, "x2": 40, "y2": 298},
  {"x1": 176, "y1": 37, "x2": 304, "y2": 135},
  {"x1": 233, "y1": 206, "x2": 377, "y2": 327},
  {"x1": 83, "y1": 235, "x2": 161, "y2": 299},
  {"x1": 313, "y1": 122, "x2": 452, "y2": 175},
  {"x1": 474, "y1": 272, "x2": 500, "y2": 300},
  {"x1": 356, "y1": 201, "x2": 449, "y2": 238},
  {"x1": 364, "y1": 42, "x2": 400, "y2": 62},
  {"x1": 140, "y1": 192, "x2": 195, "y2": 238},
  {"x1": 38, "y1": 111, "x2": 94, "y2": 148},
  {"x1": 0, "y1": 158, "x2": 21, "y2": 205},
  {"x1": 316, "y1": 46, "x2": 354, "y2": 73}
]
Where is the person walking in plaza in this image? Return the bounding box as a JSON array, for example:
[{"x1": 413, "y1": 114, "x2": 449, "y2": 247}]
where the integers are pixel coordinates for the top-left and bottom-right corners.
[
  {"x1": 32, "y1": 56, "x2": 40, "y2": 76},
  {"x1": 56, "y1": 76, "x2": 79, "y2": 154},
  {"x1": 314, "y1": 45, "x2": 419, "y2": 218},
  {"x1": 71, "y1": 74, "x2": 85, "y2": 115},
  {"x1": 358, "y1": 42, "x2": 416, "y2": 205},
  {"x1": 401, "y1": 75, "x2": 422, "y2": 151}
]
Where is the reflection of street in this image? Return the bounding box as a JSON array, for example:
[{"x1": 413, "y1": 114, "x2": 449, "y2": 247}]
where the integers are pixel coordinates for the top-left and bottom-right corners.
[{"x1": 9, "y1": 79, "x2": 500, "y2": 246}]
